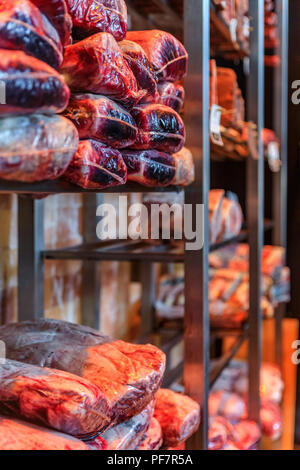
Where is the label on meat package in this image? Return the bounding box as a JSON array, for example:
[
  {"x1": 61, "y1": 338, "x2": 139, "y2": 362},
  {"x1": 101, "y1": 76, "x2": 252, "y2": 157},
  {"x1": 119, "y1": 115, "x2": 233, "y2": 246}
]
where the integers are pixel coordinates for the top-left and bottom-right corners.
[
  {"x1": 210, "y1": 104, "x2": 223, "y2": 146},
  {"x1": 230, "y1": 19, "x2": 238, "y2": 43},
  {"x1": 268, "y1": 141, "x2": 281, "y2": 172}
]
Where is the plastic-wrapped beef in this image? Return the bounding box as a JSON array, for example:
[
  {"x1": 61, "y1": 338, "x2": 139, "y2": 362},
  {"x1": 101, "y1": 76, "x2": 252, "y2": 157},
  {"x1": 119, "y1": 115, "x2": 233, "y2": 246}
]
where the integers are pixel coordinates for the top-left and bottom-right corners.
[
  {"x1": 0, "y1": 0, "x2": 63, "y2": 69},
  {"x1": 0, "y1": 115, "x2": 78, "y2": 183},
  {"x1": 0, "y1": 416, "x2": 89, "y2": 450},
  {"x1": 64, "y1": 94, "x2": 137, "y2": 148},
  {"x1": 61, "y1": 33, "x2": 144, "y2": 107},
  {"x1": 119, "y1": 40, "x2": 158, "y2": 100},
  {"x1": 64, "y1": 140, "x2": 127, "y2": 190},
  {"x1": 126, "y1": 30, "x2": 188, "y2": 83},
  {"x1": 260, "y1": 401, "x2": 282, "y2": 441},
  {"x1": 173, "y1": 147, "x2": 195, "y2": 186},
  {"x1": 138, "y1": 417, "x2": 163, "y2": 450},
  {"x1": 0, "y1": 359, "x2": 110, "y2": 438},
  {"x1": 65, "y1": 0, "x2": 127, "y2": 41},
  {"x1": 130, "y1": 104, "x2": 185, "y2": 153},
  {"x1": 154, "y1": 389, "x2": 200, "y2": 447},
  {"x1": 158, "y1": 82, "x2": 185, "y2": 113},
  {"x1": 233, "y1": 421, "x2": 261, "y2": 450},
  {"x1": 0, "y1": 50, "x2": 70, "y2": 115},
  {"x1": 209, "y1": 416, "x2": 237, "y2": 450},
  {"x1": 217, "y1": 192, "x2": 244, "y2": 242},
  {"x1": 31, "y1": 0, "x2": 72, "y2": 47},
  {"x1": 209, "y1": 391, "x2": 247, "y2": 422},
  {"x1": 0, "y1": 320, "x2": 166, "y2": 429}
]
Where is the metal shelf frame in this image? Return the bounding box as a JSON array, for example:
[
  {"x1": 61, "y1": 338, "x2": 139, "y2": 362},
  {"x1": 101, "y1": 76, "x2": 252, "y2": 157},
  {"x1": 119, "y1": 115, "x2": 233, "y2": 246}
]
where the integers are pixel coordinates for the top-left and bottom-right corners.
[{"x1": 0, "y1": 0, "x2": 289, "y2": 451}]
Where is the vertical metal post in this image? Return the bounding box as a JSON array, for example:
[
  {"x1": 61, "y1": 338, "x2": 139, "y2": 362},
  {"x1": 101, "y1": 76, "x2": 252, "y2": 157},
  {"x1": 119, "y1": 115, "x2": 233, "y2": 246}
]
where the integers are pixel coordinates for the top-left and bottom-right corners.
[
  {"x1": 18, "y1": 197, "x2": 44, "y2": 321},
  {"x1": 184, "y1": 0, "x2": 210, "y2": 450},
  {"x1": 140, "y1": 263, "x2": 157, "y2": 338},
  {"x1": 247, "y1": 0, "x2": 265, "y2": 424}
]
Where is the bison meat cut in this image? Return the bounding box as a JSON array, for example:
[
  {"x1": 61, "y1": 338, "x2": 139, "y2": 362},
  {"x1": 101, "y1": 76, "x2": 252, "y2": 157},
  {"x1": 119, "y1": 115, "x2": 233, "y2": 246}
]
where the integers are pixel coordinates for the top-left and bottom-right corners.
[
  {"x1": 158, "y1": 82, "x2": 185, "y2": 113},
  {"x1": 31, "y1": 0, "x2": 72, "y2": 47}
]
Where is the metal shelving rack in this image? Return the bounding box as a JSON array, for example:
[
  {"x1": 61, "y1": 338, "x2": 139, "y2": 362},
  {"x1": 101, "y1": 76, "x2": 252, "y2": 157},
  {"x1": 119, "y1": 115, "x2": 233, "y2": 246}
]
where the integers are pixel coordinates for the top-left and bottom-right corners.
[{"x1": 0, "y1": 0, "x2": 289, "y2": 450}]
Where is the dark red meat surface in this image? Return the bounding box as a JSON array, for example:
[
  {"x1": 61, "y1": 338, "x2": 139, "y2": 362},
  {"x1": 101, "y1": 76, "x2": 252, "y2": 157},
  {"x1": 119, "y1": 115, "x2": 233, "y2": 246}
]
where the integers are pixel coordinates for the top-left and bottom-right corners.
[
  {"x1": 64, "y1": 94, "x2": 137, "y2": 148},
  {"x1": 31, "y1": 0, "x2": 72, "y2": 47},
  {"x1": 0, "y1": 115, "x2": 78, "y2": 183},
  {"x1": 126, "y1": 30, "x2": 188, "y2": 83},
  {"x1": 138, "y1": 417, "x2": 163, "y2": 450},
  {"x1": 0, "y1": 0, "x2": 63, "y2": 68},
  {"x1": 61, "y1": 33, "x2": 144, "y2": 107},
  {"x1": 0, "y1": 50, "x2": 70, "y2": 115},
  {"x1": 158, "y1": 82, "x2": 185, "y2": 113},
  {"x1": 0, "y1": 320, "x2": 166, "y2": 428}
]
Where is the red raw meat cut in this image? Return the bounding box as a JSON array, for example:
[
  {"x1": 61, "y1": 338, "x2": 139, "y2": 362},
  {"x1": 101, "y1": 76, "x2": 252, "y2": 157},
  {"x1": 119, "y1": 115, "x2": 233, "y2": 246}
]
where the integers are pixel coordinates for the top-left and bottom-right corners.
[
  {"x1": 31, "y1": 0, "x2": 72, "y2": 47},
  {"x1": 130, "y1": 104, "x2": 185, "y2": 153},
  {"x1": 138, "y1": 417, "x2": 163, "y2": 450},
  {"x1": 173, "y1": 147, "x2": 195, "y2": 186},
  {"x1": 154, "y1": 389, "x2": 200, "y2": 447},
  {"x1": 65, "y1": 0, "x2": 127, "y2": 41},
  {"x1": 209, "y1": 416, "x2": 237, "y2": 450},
  {"x1": 158, "y1": 82, "x2": 185, "y2": 113},
  {"x1": 86, "y1": 435, "x2": 108, "y2": 450},
  {"x1": 126, "y1": 30, "x2": 188, "y2": 83},
  {"x1": 0, "y1": 416, "x2": 89, "y2": 450},
  {"x1": 64, "y1": 140, "x2": 127, "y2": 189},
  {"x1": 0, "y1": 115, "x2": 78, "y2": 183},
  {"x1": 0, "y1": 50, "x2": 70, "y2": 115},
  {"x1": 61, "y1": 33, "x2": 144, "y2": 107},
  {"x1": 0, "y1": 0, "x2": 63, "y2": 69},
  {"x1": 233, "y1": 420, "x2": 261, "y2": 450},
  {"x1": 64, "y1": 94, "x2": 137, "y2": 148},
  {"x1": 0, "y1": 320, "x2": 166, "y2": 429},
  {"x1": 119, "y1": 39, "x2": 158, "y2": 99},
  {"x1": 260, "y1": 400, "x2": 282, "y2": 441},
  {"x1": 0, "y1": 359, "x2": 110, "y2": 438},
  {"x1": 209, "y1": 390, "x2": 247, "y2": 422},
  {"x1": 216, "y1": 192, "x2": 244, "y2": 242}
]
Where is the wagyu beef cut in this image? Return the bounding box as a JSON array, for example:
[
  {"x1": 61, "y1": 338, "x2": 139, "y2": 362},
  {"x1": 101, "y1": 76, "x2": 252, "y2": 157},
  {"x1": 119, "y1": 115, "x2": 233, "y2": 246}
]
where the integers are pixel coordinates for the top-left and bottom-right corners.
[
  {"x1": 0, "y1": 320, "x2": 166, "y2": 427},
  {"x1": 0, "y1": 50, "x2": 70, "y2": 115},
  {"x1": 158, "y1": 82, "x2": 185, "y2": 113},
  {"x1": 31, "y1": 0, "x2": 72, "y2": 47},
  {"x1": 126, "y1": 30, "x2": 188, "y2": 83},
  {"x1": 64, "y1": 94, "x2": 137, "y2": 148},
  {"x1": 119, "y1": 40, "x2": 158, "y2": 99},
  {"x1": 0, "y1": 416, "x2": 89, "y2": 451},
  {"x1": 0, "y1": 359, "x2": 110, "y2": 438},
  {"x1": 64, "y1": 140, "x2": 127, "y2": 189},
  {"x1": 0, "y1": 115, "x2": 78, "y2": 183},
  {"x1": 121, "y1": 150, "x2": 176, "y2": 187},
  {"x1": 0, "y1": 0, "x2": 63, "y2": 68},
  {"x1": 131, "y1": 104, "x2": 185, "y2": 153},
  {"x1": 65, "y1": 0, "x2": 127, "y2": 41},
  {"x1": 61, "y1": 33, "x2": 144, "y2": 107}
]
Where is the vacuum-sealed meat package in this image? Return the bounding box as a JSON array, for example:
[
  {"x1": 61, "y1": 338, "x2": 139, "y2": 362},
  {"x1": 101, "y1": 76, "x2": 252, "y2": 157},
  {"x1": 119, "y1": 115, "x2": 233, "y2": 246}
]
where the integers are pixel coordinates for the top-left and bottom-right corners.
[
  {"x1": 0, "y1": 0, "x2": 63, "y2": 68},
  {"x1": 138, "y1": 417, "x2": 163, "y2": 450},
  {"x1": 0, "y1": 115, "x2": 78, "y2": 183},
  {"x1": 66, "y1": 0, "x2": 127, "y2": 41},
  {"x1": 173, "y1": 147, "x2": 195, "y2": 186},
  {"x1": 209, "y1": 416, "x2": 236, "y2": 450},
  {"x1": 0, "y1": 320, "x2": 166, "y2": 428},
  {"x1": 0, "y1": 416, "x2": 89, "y2": 450},
  {"x1": 61, "y1": 33, "x2": 144, "y2": 107},
  {"x1": 0, "y1": 50, "x2": 70, "y2": 115},
  {"x1": 260, "y1": 401, "x2": 282, "y2": 441},
  {"x1": 154, "y1": 389, "x2": 200, "y2": 447},
  {"x1": 64, "y1": 140, "x2": 127, "y2": 189},
  {"x1": 0, "y1": 359, "x2": 110, "y2": 438},
  {"x1": 64, "y1": 94, "x2": 137, "y2": 148},
  {"x1": 126, "y1": 30, "x2": 188, "y2": 83},
  {"x1": 158, "y1": 82, "x2": 185, "y2": 113},
  {"x1": 119, "y1": 40, "x2": 158, "y2": 99},
  {"x1": 130, "y1": 104, "x2": 185, "y2": 153},
  {"x1": 31, "y1": 0, "x2": 72, "y2": 47},
  {"x1": 233, "y1": 420, "x2": 261, "y2": 450}
]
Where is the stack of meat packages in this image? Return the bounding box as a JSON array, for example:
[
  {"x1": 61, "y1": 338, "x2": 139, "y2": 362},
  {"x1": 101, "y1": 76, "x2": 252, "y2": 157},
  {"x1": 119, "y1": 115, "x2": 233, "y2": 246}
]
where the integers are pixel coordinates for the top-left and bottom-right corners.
[
  {"x1": 0, "y1": 318, "x2": 201, "y2": 450},
  {"x1": 210, "y1": 360, "x2": 284, "y2": 448},
  {"x1": 264, "y1": 0, "x2": 280, "y2": 68},
  {"x1": 0, "y1": 0, "x2": 194, "y2": 190},
  {"x1": 211, "y1": 1, "x2": 250, "y2": 53}
]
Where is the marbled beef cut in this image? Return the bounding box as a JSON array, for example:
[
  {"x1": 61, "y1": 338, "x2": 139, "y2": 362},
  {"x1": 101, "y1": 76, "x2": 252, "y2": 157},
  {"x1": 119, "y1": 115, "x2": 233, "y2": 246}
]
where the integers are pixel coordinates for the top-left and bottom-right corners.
[
  {"x1": 61, "y1": 33, "x2": 144, "y2": 107},
  {"x1": 0, "y1": 50, "x2": 70, "y2": 115},
  {"x1": 130, "y1": 104, "x2": 185, "y2": 153},
  {"x1": 64, "y1": 140, "x2": 127, "y2": 189},
  {"x1": 0, "y1": 416, "x2": 89, "y2": 450},
  {"x1": 0, "y1": 0, "x2": 63, "y2": 69},
  {"x1": 64, "y1": 94, "x2": 137, "y2": 148},
  {"x1": 158, "y1": 82, "x2": 185, "y2": 113},
  {"x1": 0, "y1": 115, "x2": 78, "y2": 183},
  {"x1": 138, "y1": 417, "x2": 163, "y2": 450},
  {"x1": 31, "y1": 0, "x2": 72, "y2": 47},
  {"x1": 0, "y1": 320, "x2": 166, "y2": 427},
  {"x1": 0, "y1": 359, "x2": 110, "y2": 437}
]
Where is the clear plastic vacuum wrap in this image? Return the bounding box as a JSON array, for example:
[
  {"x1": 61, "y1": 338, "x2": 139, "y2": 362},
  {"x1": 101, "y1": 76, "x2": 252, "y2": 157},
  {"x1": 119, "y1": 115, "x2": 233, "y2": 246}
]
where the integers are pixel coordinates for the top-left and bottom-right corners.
[
  {"x1": 121, "y1": 150, "x2": 176, "y2": 187},
  {"x1": 0, "y1": 319, "x2": 166, "y2": 428},
  {"x1": 0, "y1": 416, "x2": 89, "y2": 450},
  {"x1": 0, "y1": 115, "x2": 78, "y2": 183},
  {"x1": 31, "y1": 0, "x2": 73, "y2": 47},
  {"x1": 158, "y1": 82, "x2": 185, "y2": 113},
  {"x1": 65, "y1": 0, "x2": 127, "y2": 41},
  {"x1": 126, "y1": 30, "x2": 188, "y2": 83},
  {"x1": 61, "y1": 33, "x2": 144, "y2": 107},
  {"x1": 138, "y1": 417, "x2": 163, "y2": 450},
  {"x1": 0, "y1": 359, "x2": 110, "y2": 438},
  {"x1": 130, "y1": 104, "x2": 185, "y2": 153},
  {"x1": 0, "y1": 0, "x2": 63, "y2": 69},
  {"x1": 64, "y1": 94, "x2": 137, "y2": 148},
  {"x1": 0, "y1": 50, "x2": 70, "y2": 115},
  {"x1": 64, "y1": 140, "x2": 127, "y2": 189}
]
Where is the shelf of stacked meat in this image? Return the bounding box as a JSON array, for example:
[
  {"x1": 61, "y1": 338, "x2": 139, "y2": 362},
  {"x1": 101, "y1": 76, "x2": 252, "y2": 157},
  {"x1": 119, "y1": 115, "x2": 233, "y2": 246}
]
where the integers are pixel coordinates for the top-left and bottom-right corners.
[
  {"x1": 0, "y1": 0, "x2": 194, "y2": 192},
  {"x1": 264, "y1": 0, "x2": 281, "y2": 68}
]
